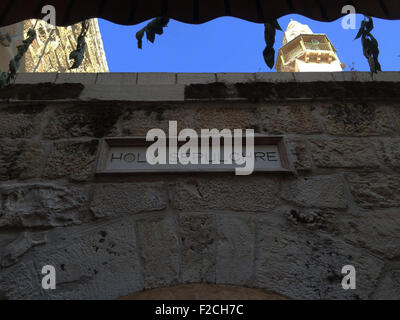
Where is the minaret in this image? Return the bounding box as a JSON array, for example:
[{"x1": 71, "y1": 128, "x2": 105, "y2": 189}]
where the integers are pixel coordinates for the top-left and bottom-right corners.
[
  {"x1": 276, "y1": 20, "x2": 345, "y2": 72},
  {"x1": 0, "y1": 19, "x2": 108, "y2": 73}
]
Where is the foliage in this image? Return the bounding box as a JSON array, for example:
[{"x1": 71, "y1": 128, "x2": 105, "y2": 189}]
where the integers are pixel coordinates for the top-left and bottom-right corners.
[
  {"x1": 136, "y1": 17, "x2": 170, "y2": 49},
  {"x1": 263, "y1": 20, "x2": 282, "y2": 69},
  {"x1": 69, "y1": 20, "x2": 90, "y2": 70},
  {"x1": 355, "y1": 16, "x2": 381, "y2": 73},
  {"x1": 0, "y1": 28, "x2": 36, "y2": 88}
]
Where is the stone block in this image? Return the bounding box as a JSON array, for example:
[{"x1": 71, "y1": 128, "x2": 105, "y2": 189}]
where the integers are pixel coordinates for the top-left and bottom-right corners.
[
  {"x1": 0, "y1": 184, "x2": 89, "y2": 228},
  {"x1": 0, "y1": 104, "x2": 45, "y2": 138},
  {"x1": 121, "y1": 102, "x2": 260, "y2": 136},
  {"x1": 96, "y1": 73, "x2": 137, "y2": 85},
  {"x1": 137, "y1": 73, "x2": 176, "y2": 85},
  {"x1": 255, "y1": 72, "x2": 295, "y2": 82},
  {"x1": 346, "y1": 173, "x2": 400, "y2": 208},
  {"x1": 44, "y1": 104, "x2": 121, "y2": 139},
  {"x1": 14, "y1": 73, "x2": 58, "y2": 84},
  {"x1": 259, "y1": 104, "x2": 321, "y2": 134},
  {"x1": 43, "y1": 140, "x2": 99, "y2": 181},
  {"x1": 90, "y1": 183, "x2": 168, "y2": 218},
  {"x1": 309, "y1": 138, "x2": 379, "y2": 168},
  {"x1": 56, "y1": 73, "x2": 98, "y2": 84},
  {"x1": 32, "y1": 217, "x2": 143, "y2": 299},
  {"x1": 331, "y1": 72, "x2": 373, "y2": 82},
  {"x1": 0, "y1": 139, "x2": 43, "y2": 180},
  {"x1": 172, "y1": 176, "x2": 280, "y2": 212},
  {"x1": 282, "y1": 175, "x2": 347, "y2": 209},
  {"x1": 372, "y1": 71, "x2": 400, "y2": 82},
  {"x1": 255, "y1": 219, "x2": 384, "y2": 299},
  {"x1": 293, "y1": 72, "x2": 334, "y2": 82},
  {"x1": 0, "y1": 232, "x2": 47, "y2": 267},
  {"x1": 177, "y1": 73, "x2": 216, "y2": 84},
  {"x1": 373, "y1": 138, "x2": 400, "y2": 169},
  {"x1": 286, "y1": 137, "x2": 313, "y2": 171},
  {"x1": 338, "y1": 210, "x2": 400, "y2": 259},
  {"x1": 217, "y1": 73, "x2": 255, "y2": 83},
  {"x1": 0, "y1": 261, "x2": 43, "y2": 299},
  {"x1": 80, "y1": 84, "x2": 185, "y2": 101},
  {"x1": 179, "y1": 214, "x2": 216, "y2": 283},
  {"x1": 136, "y1": 217, "x2": 180, "y2": 289},
  {"x1": 319, "y1": 102, "x2": 396, "y2": 136},
  {"x1": 216, "y1": 216, "x2": 255, "y2": 285}
]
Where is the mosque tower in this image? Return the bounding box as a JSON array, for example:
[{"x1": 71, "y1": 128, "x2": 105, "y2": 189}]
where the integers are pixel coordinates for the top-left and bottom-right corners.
[{"x1": 276, "y1": 19, "x2": 345, "y2": 72}]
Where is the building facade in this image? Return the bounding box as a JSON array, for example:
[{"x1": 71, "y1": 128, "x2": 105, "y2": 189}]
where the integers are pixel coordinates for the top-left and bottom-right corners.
[
  {"x1": 0, "y1": 71, "x2": 399, "y2": 299},
  {"x1": 0, "y1": 19, "x2": 108, "y2": 73}
]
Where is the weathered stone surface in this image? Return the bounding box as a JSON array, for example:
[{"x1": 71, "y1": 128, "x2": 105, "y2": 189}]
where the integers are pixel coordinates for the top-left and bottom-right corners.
[
  {"x1": 338, "y1": 210, "x2": 400, "y2": 259},
  {"x1": 286, "y1": 137, "x2": 313, "y2": 171},
  {"x1": 217, "y1": 73, "x2": 255, "y2": 83},
  {"x1": 81, "y1": 84, "x2": 185, "y2": 102},
  {"x1": 259, "y1": 105, "x2": 321, "y2": 134},
  {"x1": 23, "y1": 19, "x2": 108, "y2": 73},
  {"x1": 90, "y1": 183, "x2": 168, "y2": 218},
  {"x1": 0, "y1": 104, "x2": 45, "y2": 138},
  {"x1": 179, "y1": 214, "x2": 216, "y2": 283},
  {"x1": 136, "y1": 217, "x2": 180, "y2": 289},
  {"x1": 44, "y1": 104, "x2": 121, "y2": 139},
  {"x1": 0, "y1": 140, "x2": 43, "y2": 180},
  {"x1": 255, "y1": 219, "x2": 384, "y2": 299},
  {"x1": 121, "y1": 103, "x2": 260, "y2": 136},
  {"x1": 177, "y1": 73, "x2": 216, "y2": 84},
  {"x1": 138, "y1": 73, "x2": 176, "y2": 85},
  {"x1": 0, "y1": 261, "x2": 42, "y2": 299},
  {"x1": 373, "y1": 138, "x2": 400, "y2": 170},
  {"x1": 32, "y1": 218, "x2": 142, "y2": 300},
  {"x1": 309, "y1": 138, "x2": 378, "y2": 168},
  {"x1": 285, "y1": 207, "x2": 338, "y2": 233},
  {"x1": 255, "y1": 72, "x2": 295, "y2": 82},
  {"x1": 0, "y1": 184, "x2": 89, "y2": 228},
  {"x1": 282, "y1": 175, "x2": 347, "y2": 209},
  {"x1": 346, "y1": 173, "x2": 400, "y2": 208},
  {"x1": 0, "y1": 232, "x2": 47, "y2": 267},
  {"x1": 43, "y1": 140, "x2": 99, "y2": 181},
  {"x1": 216, "y1": 216, "x2": 255, "y2": 286},
  {"x1": 372, "y1": 269, "x2": 400, "y2": 299},
  {"x1": 320, "y1": 103, "x2": 395, "y2": 136},
  {"x1": 172, "y1": 177, "x2": 280, "y2": 212}
]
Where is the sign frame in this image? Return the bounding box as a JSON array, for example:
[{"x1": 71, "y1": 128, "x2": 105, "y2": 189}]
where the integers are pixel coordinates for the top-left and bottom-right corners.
[{"x1": 95, "y1": 136, "x2": 296, "y2": 175}]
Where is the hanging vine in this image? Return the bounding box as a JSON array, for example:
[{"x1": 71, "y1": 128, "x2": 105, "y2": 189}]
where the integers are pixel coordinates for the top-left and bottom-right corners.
[
  {"x1": 355, "y1": 16, "x2": 381, "y2": 73},
  {"x1": 263, "y1": 20, "x2": 282, "y2": 69},
  {"x1": 136, "y1": 17, "x2": 170, "y2": 49},
  {"x1": 69, "y1": 20, "x2": 90, "y2": 70},
  {"x1": 0, "y1": 28, "x2": 36, "y2": 88}
]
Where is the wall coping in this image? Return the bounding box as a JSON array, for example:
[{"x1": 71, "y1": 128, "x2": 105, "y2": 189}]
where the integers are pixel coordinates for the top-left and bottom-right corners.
[{"x1": 1, "y1": 72, "x2": 400, "y2": 102}]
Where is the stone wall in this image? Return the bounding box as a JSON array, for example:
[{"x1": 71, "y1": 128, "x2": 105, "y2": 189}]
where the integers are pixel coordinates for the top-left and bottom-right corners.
[{"x1": 1, "y1": 72, "x2": 400, "y2": 300}]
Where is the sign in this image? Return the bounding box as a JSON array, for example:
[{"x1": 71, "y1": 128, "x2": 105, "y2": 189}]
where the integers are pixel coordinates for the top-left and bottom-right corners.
[{"x1": 96, "y1": 136, "x2": 295, "y2": 174}]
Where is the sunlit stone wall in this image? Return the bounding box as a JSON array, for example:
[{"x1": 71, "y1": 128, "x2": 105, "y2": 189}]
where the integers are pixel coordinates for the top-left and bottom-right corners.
[{"x1": 0, "y1": 19, "x2": 108, "y2": 73}]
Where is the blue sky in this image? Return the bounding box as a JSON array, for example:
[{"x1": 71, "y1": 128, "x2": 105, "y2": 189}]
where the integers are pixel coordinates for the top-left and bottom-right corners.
[{"x1": 98, "y1": 14, "x2": 400, "y2": 72}]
